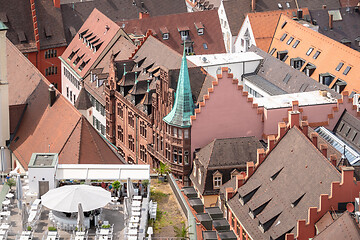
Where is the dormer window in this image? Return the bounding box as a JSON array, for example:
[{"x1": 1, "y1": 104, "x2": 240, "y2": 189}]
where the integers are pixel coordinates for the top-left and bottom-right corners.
[
  {"x1": 213, "y1": 171, "x2": 222, "y2": 189},
  {"x1": 160, "y1": 26, "x2": 169, "y2": 40},
  {"x1": 195, "y1": 22, "x2": 204, "y2": 35},
  {"x1": 319, "y1": 73, "x2": 335, "y2": 86},
  {"x1": 178, "y1": 26, "x2": 190, "y2": 41}
]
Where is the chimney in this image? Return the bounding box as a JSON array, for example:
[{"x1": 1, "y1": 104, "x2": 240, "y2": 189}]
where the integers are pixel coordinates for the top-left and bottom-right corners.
[
  {"x1": 330, "y1": 155, "x2": 337, "y2": 167},
  {"x1": 310, "y1": 132, "x2": 318, "y2": 148},
  {"x1": 49, "y1": 84, "x2": 56, "y2": 107},
  {"x1": 277, "y1": 122, "x2": 287, "y2": 140},
  {"x1": 297, "y1": 9, "x2": 303, "y2": 19},
  {"x1": 0, "y1": 22, "x2": 10, "y2": 147},
  {"x1": 301, "y1": 120, "x2": 309, "y2": 136},
  {"x1": 225, "y1": 188, "x2": 235, "y2": 201},
  {"x1": 320, "y1": 144, "x2": 328, "y2": 158},
  {"x1": 256, "y1": 148, "x2": 266, "y2": 166},
  {"x1": 246, "y1": 162, "x2": 255, "y2": 179},
  {"x1": 53, "y1": 0, "x2": 60, "y2": 8},
  {"x1": 329, "y1": 14, "x2": 333, "y2": 29},
  {"x1": 252, "y1": 0, "x2": 256, "y2": 11},
  {"x1": 139, "y1": 12, "x2": 150, "y2": 19},
  {"x1": 235, "y1": 174, "x2": 245, "y2": 189}
]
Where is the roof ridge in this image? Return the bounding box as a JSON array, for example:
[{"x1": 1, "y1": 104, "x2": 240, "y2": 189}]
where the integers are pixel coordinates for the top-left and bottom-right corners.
[
  {"x1": 77, "y1": 116, "x2": 84, "y2": 164},
  {"x1": 58, "y1": 116, "x2": 83, "y2": 159}
]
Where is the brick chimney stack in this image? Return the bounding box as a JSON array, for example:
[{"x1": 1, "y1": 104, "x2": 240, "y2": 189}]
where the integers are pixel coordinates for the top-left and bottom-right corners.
[
  {"x1": 139, "y1": 12, "x2": 150, "y2": 19},
  {"x1": 0, "y1": 22, "x2": 10, "y2": 147},
  {"x1": 53, "y1": 0, "x2": 60, "y2": 8}
]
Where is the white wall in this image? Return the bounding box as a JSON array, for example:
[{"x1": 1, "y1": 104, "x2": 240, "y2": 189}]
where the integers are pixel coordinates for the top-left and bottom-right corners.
[
  {"x1": 28, "y1": 167, "x2": 57, "y2": 195},
  {"x1": 218, "y1": 2, "x2": 233, "y2": 53},
  {"x1": 61, "y1": 62, "x2": 82, "y2": 105},
  {"x1": 234, "y1": 16, "x2": 256, "y2": 53},
  {"x1": 200, "y1": 60, "x2": 261, "y2": 82},
  {"x1": 0, "y1": 30, "x2": 9, "y2": 147}
]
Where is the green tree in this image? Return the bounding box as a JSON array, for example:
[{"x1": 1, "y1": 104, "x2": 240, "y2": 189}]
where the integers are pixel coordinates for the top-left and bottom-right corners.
[
  {"x1": 6, "y1": 178, "x2": 16, "y2": 188},
  {"x1": 156, "y1": 162, "x2": 170, "y2": 177},
  {"x1": 174, "y1": 222, "x2": 191, "y2": 240},
  {"x1": 112, "y1": 181, "x2": 121, "y2": 196}
]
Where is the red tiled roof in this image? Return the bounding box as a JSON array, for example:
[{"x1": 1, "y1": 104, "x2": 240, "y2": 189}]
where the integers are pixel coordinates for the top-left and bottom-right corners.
[
  {"x1": 7, "y1": 39, "x2": 124, "y2": 169},
  {"x1": 60, "y1": 8, "x2": 121, "y2": 78},
  {"x1": 245, "y1": 8, "x2": 310, "y2": 52},
  {"x1": 118, "y1": 10, "x2": 226, "y2": 55}
]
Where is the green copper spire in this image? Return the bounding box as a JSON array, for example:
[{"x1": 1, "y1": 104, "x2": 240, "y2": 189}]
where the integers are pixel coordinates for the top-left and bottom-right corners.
[
  {"x1": 163, "y1": 47, "x2": 194, "y2": 128},
  {"x1": 0, "y1": 21, "x2": 8, "y2": 31}
]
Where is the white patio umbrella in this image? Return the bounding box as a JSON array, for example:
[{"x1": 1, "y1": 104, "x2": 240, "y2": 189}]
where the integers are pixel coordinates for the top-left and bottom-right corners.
[
  {"x1": 127, "y1": 178, "x2": 134, "y2": 199},
  {"x1": 21, "y1": 203, "x2": 29, "y2": 231},
  {"x1": 16, "y1": 174, "x2": 23, "y2": 209},
  {"x1": 41, "y1": 185, "x2": 111, "y2": 212},
  {"x1": 123, "y1": 197, "x2": 131, "y2": 221},
  {"x1": 77, "y1": 203, "x2": 85, "y2": 231}
]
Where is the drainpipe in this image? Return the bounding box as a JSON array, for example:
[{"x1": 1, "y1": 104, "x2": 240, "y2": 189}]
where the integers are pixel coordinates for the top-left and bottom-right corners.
[{"x1": 135, "y1": 115, "x2": 139, "y2": 164}]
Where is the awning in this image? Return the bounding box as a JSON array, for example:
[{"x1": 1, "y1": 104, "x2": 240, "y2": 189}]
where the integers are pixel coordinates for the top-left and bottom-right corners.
[{"x1": 55, "y1": 164, "x2": 150, "y2": 181}]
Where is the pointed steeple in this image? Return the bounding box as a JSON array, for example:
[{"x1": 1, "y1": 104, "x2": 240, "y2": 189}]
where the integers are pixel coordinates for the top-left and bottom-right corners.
[{"x1": 163, "y1": 47, "x2": 194, "y2": 128}]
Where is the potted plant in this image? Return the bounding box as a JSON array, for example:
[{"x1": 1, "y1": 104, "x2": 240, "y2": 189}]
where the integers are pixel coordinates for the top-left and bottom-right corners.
[
  {"x1": 101, "y1": 224, "x2": 111, "y2": 229},
  {"x1": 156, "y1": 162, "x2": 170, "y2": 182},
  {"x1": 142, "y1": 179, "x2": 149, "y2": 196},
  {"x1": 48, "y1": 226, "x2": 57, "y2": 232},
  {"x1": 6, "y1": 178, "x2": 16, "y2": 191},
  {"x1": 112, "y1": 181, "x2": 121, "y2": 197},
  {"x1": 27, "y1": 226, "x2": 32, "y2": 231},
  {"x1": 174, "y1": 222, "x2": 191, "y2": 240}
]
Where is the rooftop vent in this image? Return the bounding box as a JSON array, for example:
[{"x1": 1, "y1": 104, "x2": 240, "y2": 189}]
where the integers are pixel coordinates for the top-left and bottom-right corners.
[
  {"x1": 44, "y1": 25, "x2": 53, "y2": 38},
  {"x1": 278, "y1": 3, "x2": 283, "y2": 9},
  {"x1": 17, "y1": 31, "x2": 27, "y2": 43}
]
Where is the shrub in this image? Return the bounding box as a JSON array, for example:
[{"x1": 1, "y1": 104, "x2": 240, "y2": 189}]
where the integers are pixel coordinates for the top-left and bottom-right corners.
[
  {"x1": 101, "y1": 224, "x2": 111, "y2": 229},
  {"x1": 27, "y1": 226, "x2": 32, "y2": 231},
  {"x1": 48, "y1": 226, "x2": 57, "y2": 231}
]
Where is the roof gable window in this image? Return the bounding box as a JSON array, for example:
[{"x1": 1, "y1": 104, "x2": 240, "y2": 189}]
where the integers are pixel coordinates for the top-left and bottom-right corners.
[
  {"x1": 213, "y1": 171, "x2": 222, "y2": 189},
  {"x1": 195, "y1": 22, "x2": 204, "y2": 35}
]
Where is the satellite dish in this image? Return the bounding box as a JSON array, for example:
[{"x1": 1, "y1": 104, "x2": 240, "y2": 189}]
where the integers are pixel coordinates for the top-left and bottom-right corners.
[{"x1": 346, "y1": 202, "x2": 355, "y2": 212}]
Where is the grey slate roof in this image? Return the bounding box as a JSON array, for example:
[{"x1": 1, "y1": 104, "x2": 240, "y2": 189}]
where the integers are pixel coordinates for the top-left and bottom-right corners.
[
  {"x1": 227, "y1": 127, "x2": 341, "y2": 240},
  {"x1": 297, "y1": 0, "x2": 340, "y2": 10},
  {"x1": 0, "y1": 0, "x2": 36, "y2": 52},
  {"x1": 247, "y1": 46, "x2": 340, "y2": 98},
  {"x1": 74, "y1": 87, "x2": 92, "y2": 110},
  {"x1": 190, "y1": 137, "x2": 264, "y2": 195},
  {"x1": 244, "y1": 75, "x2": 288, "y2": 96},
  {"x1": 310, "y1": 7, "x2": 360, "y2": 52},
  {"x1": 334, "y1": 110, "x2": 360, "y2": 154},
  {"x1": 60, "y1": 0, "x2": 187, "y2": 44}
]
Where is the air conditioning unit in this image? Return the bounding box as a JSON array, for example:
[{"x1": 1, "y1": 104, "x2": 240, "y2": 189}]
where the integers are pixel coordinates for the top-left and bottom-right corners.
[{"x1": 353, "y1": 94, "x2": 360, "y2": 111}]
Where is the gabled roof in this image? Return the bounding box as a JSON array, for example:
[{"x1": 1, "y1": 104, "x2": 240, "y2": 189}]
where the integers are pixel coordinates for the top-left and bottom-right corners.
[
  {"x1": 222, "y1": 0, "x2": 251, "y2": 36},
  {"x1": 310, "y1": 7, "x2": 360, "y2": 52},
  {"x1": 269, "y1": 14, "x2": 360, "y2": 93},
  {"x1": 6, "y1": 38, "x2": 124, "y2": 169},
  {"x1": 59, "y1": 8, "x2": 122, "y2": 79},
  {"x1": 246, "y1": 8, "x2": 310, "y2": 52},
  {"x1": 60, "y1": 0, "x2": 187, "y2": 44},
  {"x1": 163, "y1": 49, "x2": 194, "y2": 128},
  {"x1": 247, "y1": 46, "x2": 340, "y2": 97},
  {"x1": 0, "y1": 0, "x2": 36, "y2": 52},
  {"x1": 313, "y1": 211, "x2": 360, "y2": 239},
  {"x1": 118, "y1": 10, "x2": 226, "y2": 55},
  {"x1": 228, "y1": 127, "x2": 341, "y2": 239},
  {"x1": 190, "y1": 137, "x2": 264, "y2": 195},
  {"x1": 196, "y1": 137, "x2": 264, "y2": 169}
]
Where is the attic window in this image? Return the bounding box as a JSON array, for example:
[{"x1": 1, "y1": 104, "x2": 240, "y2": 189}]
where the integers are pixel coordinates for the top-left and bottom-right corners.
[
  {"x1": 335, "y1": 62, "x2": 344, "y2": 71},
  {"x1": 270, "y1": 167, "x2": 283, "y2": 181},
  {"x1": 239, "y1": 185, "x2": 260, "y2": 205},
  {"x1": 281, "y1": 21, "x2": 287, "y2": 29},
  {"x1": 292, "y1": 40, "x2": 300, "y2": 48},
  {"x1": 163, "y1": 33, "x2": 169, "y2": 40},
  {"x1": 249, "y1": 199, "x2": 272, "y2": 219},
  {"x1": 332, "y1": 79, "x2": 347, "y2": 93},
  {"x1": 259, "y1": 213, "x2": 281, "y2": 233},
  {"x1": 195, "y1": 22, "x2": 204, "y2": 35},
  {"x1": 286, "y1": 37, "x2": 294, "y2": 45},
  {"x1": 44, "y1": 25, "x2": 53, "y2": 38},
  {"x1": 283, "y1": 73, "x2": 291, "y2": 83},
  {"x1": 73, "y1": 54, "x2": 84, "y2": 65},
  {"x1": 290, "y1": 57, "x2": 305, "y2": 70},
  {"x1": 302, "y1": 63, "x2": 316, "y2": 77},
  {"x1": 17, "y1": 31, "x2": 27, "y2": 43},
  {"x1": 78, "y1": 59, "x2": 90, "y2": 71},
  {"x1": 94, "y1": 42, "x2": 103, "y2": 53},
  {"x1": 280, "y1": 33, "x2": 287, "y2": 41},
  {"x1": 319, "y1": 73, "x2": 335, "y2": 86},
  {"x1": 291, "y1": 193, "x2": 305, "y2": 208},
  {"x1": 269, "y1": 48, "x2": 277, "y2": 55},
  {"x1": 306, "y1": 47, "x2": 314, "y2": 56},
  {"x1": 343, "y1": 66, "x2": 351, "y2": 75},
  {"x1": 313, "y1": 51, "x2": 321, "y2": 59},
  {"x1": 277, "y1": 50, "x2": 288, "y2": 61},
  {"x1": 68, "y1": 49, "x2": 79, "y2": 60}
]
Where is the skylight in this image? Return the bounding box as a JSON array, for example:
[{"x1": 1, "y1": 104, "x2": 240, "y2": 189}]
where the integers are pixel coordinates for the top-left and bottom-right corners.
[
  {"x1": 306, "y1": 47, "x2": 314, "y2": 56},
  {"x1": 280, "y1": 33, "x2": 287, "y2": 41},
  {"x1": 335, "y1": 62, "x2": 344, "y2": 71},
  {"x1": 343, "y1": 66, "x2": 351, "y2": 75}
]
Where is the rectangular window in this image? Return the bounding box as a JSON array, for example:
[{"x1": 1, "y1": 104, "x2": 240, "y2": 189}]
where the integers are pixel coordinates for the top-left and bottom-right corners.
[
  {"x1": 214, "y1": 176, "x2": 222, "y2": 187},
  {"x1": 313, "y1": 51, "x2": 321, "y2": 59},
  {"x1": 66, "y1": 87, "x2": 69, "y2": 98},
  {"x1": 280, "y1": 33, "x2": 287, "y2": 41},
  {"x1": 286, "y1": 37, "x2": 294, "y2": 45},
  {"x1": 306, "y1": 47, "x2": 314, "y2": 56},
  {"x1": 343, "y1": 66, "x2": 351, "y2": 75},
  {"x1": 292, "y1": 40, "x2": 300, "y2": 48},
  {"x1": 336, "y1": 62, "x2": 344, "y2": 71}
]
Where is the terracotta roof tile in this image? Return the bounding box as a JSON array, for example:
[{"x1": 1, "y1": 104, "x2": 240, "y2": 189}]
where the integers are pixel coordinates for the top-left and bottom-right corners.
[
  {"x1": 7, "y1": 39, "x2": 124, "y2": 169},
  {"x1": 269, "y1": 14, "x2": 360, "y2": 93},
  {"x1": 118, "y1": 10, "x2": 226, "y2": 55},
  {"x1": 246, "y1": 8, "x2": 310, "y2": 52}
]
